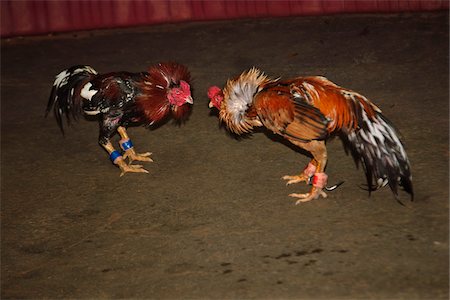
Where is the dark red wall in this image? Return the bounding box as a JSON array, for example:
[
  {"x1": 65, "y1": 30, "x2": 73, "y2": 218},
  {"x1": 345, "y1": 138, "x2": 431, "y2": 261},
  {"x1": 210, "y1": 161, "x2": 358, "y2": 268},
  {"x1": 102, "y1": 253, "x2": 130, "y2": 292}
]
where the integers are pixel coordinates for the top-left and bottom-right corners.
[{"x1": 2, "y1": 0, "x2": 448, "y2": 37}]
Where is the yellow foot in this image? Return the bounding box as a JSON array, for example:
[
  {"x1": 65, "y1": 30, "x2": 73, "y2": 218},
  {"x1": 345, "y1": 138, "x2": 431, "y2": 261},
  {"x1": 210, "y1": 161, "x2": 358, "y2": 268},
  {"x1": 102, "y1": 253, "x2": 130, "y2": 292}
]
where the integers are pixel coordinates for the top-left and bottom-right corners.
[
  {"x1": 289, "y1": 188, "x2": 327, "y2": 204},
  {"x1": 116, "y1": 159, "x2": 149, "y2": 177},
  {"x1": 123, "y1": 149, "x2": 153, "y2": 163},
  {"x1": 119, "y1": 164, "x2": 149, "y2": 177},
  {"x1": 282, "y1": 174, "x2": 309, "y2": 185}
]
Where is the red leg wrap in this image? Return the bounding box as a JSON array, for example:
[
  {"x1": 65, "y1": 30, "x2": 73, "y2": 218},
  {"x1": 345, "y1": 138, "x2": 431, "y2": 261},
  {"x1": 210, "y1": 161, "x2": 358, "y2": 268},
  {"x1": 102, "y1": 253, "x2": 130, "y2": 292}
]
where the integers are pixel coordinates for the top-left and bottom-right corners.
[{"x1": 312, "y1": 173, "x2": 328, "y2": 188}]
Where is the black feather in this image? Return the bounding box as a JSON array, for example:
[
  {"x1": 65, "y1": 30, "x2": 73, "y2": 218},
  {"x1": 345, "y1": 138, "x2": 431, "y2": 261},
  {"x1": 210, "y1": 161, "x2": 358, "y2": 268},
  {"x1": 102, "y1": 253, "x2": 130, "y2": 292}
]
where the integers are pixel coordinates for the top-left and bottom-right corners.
[
  {"x1": 46, "y1": 65, "x2": 97, "y2": 134},
  {"x1": 341, "y1": 110, "x2": 413, "y2": 201}
]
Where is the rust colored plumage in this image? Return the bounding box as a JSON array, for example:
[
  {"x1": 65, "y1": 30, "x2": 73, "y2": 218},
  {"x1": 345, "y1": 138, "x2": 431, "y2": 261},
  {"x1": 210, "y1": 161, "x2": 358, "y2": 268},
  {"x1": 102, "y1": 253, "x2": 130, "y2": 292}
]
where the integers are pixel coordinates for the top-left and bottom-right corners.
[
  {"x1": 273, "y1": 76, "x2": 381, "y2": 137},
  {"x1": 254, "y1": 83, "x2": 329, "y2": 142},
  {"x1": 208, "y1": 68, "x2": 413, "y2": 203}
]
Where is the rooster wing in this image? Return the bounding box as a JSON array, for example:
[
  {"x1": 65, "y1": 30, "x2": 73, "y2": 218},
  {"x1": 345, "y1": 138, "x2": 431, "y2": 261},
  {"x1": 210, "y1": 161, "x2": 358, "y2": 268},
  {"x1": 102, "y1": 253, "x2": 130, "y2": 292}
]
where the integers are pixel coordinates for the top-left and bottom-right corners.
[
  {"x1": 254, "y1": 84, "x2": 329, "y2": 142},
  {"x1": 83, "y1": 72, "x2": 142, "y2": 117}
]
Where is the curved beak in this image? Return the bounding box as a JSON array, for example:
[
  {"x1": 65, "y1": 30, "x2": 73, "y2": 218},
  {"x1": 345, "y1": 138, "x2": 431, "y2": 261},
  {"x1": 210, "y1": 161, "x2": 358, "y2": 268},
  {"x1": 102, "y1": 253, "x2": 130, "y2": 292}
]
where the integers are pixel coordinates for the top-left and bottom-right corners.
[
  {"x1": 208, "y1": 101, "x2": 214, "y2": 108},
  {"x1": 186, "y1": 96, "x2": 193, "y2": 104}
]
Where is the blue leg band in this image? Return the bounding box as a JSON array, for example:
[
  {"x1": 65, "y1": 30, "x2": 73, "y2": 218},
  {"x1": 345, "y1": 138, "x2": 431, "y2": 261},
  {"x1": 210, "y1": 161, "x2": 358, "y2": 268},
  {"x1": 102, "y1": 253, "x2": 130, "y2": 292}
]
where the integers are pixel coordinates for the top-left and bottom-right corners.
[
  {"x1": 110, "y1": 150, "x2": 122, "y2": 163},
  {"x1": 121, "y1": 139, "x2": 134, "y2": 151}
]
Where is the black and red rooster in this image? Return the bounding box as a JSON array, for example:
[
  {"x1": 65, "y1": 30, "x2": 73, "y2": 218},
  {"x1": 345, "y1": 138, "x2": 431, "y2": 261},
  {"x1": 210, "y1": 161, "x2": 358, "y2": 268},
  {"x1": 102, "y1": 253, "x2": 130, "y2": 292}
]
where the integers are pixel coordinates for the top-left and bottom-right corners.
[{"x1": 46, "y1": 62, "x2": 193, "y2": 175}]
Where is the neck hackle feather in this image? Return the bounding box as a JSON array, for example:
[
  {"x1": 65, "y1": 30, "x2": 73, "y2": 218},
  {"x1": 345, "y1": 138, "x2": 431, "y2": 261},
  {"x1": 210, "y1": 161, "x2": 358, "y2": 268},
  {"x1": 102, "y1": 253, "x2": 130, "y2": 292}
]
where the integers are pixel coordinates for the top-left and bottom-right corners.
[
  {"x1": 220, "y1": 68, "x2": 276, "y2": 134},
  {"x1": 137, "y1": 62, "x2": 191, "y2": 124}
]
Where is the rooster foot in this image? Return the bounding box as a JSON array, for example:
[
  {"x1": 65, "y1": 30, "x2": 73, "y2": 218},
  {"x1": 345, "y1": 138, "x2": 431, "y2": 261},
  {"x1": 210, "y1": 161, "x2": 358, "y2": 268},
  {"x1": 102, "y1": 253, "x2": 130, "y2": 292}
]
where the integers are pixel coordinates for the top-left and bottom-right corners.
[
  {"x1": 289, "y1": 188, "x2": 327, "y2": 204},
  {"x1": 282, "y1": 174, "x2": 310, "y2": 185},
  {"x1": 123, "y1": 149, "x2": 153, "y2": 164},
  {"x1": 116, "y1": 159, "x2": 149, "y2": 176},
  {"x1": 282, "y1": 162, "x2": 317, "y2": 185}
]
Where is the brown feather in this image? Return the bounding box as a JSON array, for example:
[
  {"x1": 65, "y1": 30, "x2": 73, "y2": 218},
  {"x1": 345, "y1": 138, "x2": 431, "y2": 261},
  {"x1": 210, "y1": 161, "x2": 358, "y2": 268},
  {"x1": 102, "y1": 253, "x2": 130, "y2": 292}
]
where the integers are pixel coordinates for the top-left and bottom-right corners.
[
  {"x1": 283, "y1": 76, "x2": 380, "y2": 133},
  {"x1": 254, "y1": 86, "x2": 328, "y2": 142},
  {"x1": 135, "y1": 62, "x2": 191, "y2": 124}
]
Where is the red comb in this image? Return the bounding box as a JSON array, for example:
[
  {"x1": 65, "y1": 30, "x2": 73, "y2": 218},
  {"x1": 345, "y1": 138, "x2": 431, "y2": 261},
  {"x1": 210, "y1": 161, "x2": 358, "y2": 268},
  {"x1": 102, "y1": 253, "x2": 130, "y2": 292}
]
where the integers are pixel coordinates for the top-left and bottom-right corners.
[{"x1": 207, "y1": 86, "x2": 222, "y2": 99}]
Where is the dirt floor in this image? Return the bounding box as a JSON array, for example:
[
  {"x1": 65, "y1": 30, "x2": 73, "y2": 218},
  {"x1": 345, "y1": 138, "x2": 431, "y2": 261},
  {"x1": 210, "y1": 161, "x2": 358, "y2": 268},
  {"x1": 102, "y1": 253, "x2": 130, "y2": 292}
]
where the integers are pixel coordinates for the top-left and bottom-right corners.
[{"x1": 1, "y1": 11, "x2": 449, "y2": 299}]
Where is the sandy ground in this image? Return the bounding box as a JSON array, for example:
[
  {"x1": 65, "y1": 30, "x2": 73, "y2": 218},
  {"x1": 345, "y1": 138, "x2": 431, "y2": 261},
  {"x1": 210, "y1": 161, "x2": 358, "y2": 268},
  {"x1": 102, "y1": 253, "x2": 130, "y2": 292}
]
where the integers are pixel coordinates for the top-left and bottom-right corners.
[{"x1": 1, "y1": 12, "x2": 448, "y2": 299}]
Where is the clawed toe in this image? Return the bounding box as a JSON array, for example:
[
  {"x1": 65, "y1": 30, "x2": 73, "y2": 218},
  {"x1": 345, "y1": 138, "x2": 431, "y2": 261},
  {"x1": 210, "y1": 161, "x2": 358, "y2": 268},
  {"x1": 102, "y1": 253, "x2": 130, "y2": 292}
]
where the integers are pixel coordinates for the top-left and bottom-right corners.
[
  {"x1": 124, "y1": 150, "x2": 153, "y2": 163},
  {"x1": 282, "y1": 175, "x2": 309, "y2": 185},
  {"x1": 289, "y1": 188, "x2": 327, "y2": 204},
  {"x1": 119, "y1": 163, "x2": 149, "y2": 177},
  {"x1": 114, "y1": 157, "x2": 149, "y2": 176}
]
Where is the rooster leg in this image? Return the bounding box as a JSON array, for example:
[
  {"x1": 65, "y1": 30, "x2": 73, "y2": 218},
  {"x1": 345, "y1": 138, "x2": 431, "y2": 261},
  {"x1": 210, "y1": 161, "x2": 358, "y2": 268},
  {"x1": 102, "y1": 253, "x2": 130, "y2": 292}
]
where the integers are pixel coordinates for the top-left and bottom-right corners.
[
  {"x1": 282, "y1": 159, "x2": 317, "y2": 185},
  {"x1": 287, "y1": 140, "x2": 328, "y2": 203},
  {"x1": 102, "y1": 141, "x2": 149, "y2": 176},
  {"x1": 117, "y1": 126, "x2": 153, "y2": 164},
  {"x1": 99, "y1": 113, "x2": 148, "y2": 176}
]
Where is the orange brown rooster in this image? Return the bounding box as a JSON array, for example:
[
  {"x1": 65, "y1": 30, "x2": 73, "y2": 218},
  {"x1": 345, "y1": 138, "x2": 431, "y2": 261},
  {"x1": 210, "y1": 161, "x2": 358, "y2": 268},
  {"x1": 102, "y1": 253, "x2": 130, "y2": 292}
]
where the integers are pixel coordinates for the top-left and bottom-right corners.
[
  {"x1": 46, "y1": 62, "x2": 193, "y2": 176},
  {"x1": 208, "y1": 68, "x2": 413, "y2": 204}
]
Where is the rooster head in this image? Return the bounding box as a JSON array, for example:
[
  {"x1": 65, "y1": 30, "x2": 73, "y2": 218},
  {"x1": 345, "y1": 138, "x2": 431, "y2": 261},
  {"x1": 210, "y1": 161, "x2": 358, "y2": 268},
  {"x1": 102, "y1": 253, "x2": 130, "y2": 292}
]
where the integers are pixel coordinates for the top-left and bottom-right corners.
[
  {"x1": 167, "y1": 80, "x2": 193, "y2": 107},
  {"x1": 207, "y1": 86, "x2": 224, "y2": 110}
]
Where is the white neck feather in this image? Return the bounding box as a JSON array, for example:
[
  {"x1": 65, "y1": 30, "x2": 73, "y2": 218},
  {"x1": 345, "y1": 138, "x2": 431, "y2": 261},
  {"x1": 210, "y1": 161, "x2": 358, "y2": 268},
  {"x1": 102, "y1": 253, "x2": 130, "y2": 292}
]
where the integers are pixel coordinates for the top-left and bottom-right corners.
[{"x1": 220, "y1": 68, "x2": 274, "y2": 134}]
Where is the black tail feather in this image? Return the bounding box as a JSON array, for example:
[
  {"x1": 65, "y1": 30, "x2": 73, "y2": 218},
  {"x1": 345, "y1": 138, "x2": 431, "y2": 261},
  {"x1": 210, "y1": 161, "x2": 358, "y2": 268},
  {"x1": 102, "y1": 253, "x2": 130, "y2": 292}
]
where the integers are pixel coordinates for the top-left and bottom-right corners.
[
  {"x1": 341, "y1": 111, "x2": 413, "y2": 201},
  {"x1": 46, "y1": 65, "x2": 97, "y2": 134}
]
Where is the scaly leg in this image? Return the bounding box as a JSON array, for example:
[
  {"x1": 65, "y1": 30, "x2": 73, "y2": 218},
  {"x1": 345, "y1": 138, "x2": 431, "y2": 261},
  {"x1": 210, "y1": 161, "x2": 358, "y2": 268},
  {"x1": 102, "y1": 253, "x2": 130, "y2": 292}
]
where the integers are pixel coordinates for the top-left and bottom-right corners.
[
  {"x1": 102, "y1": 141, "x2": 149, "y2": 177},
  {"x1": 117, "y1": 126, "x2": 153, "y2": 164},
  {"x1": 282, "y1": 159, "x2": 317, "y2": 185},
  {"x1": 286, "y1": 140, "x2": 329, "y2": 204}
]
